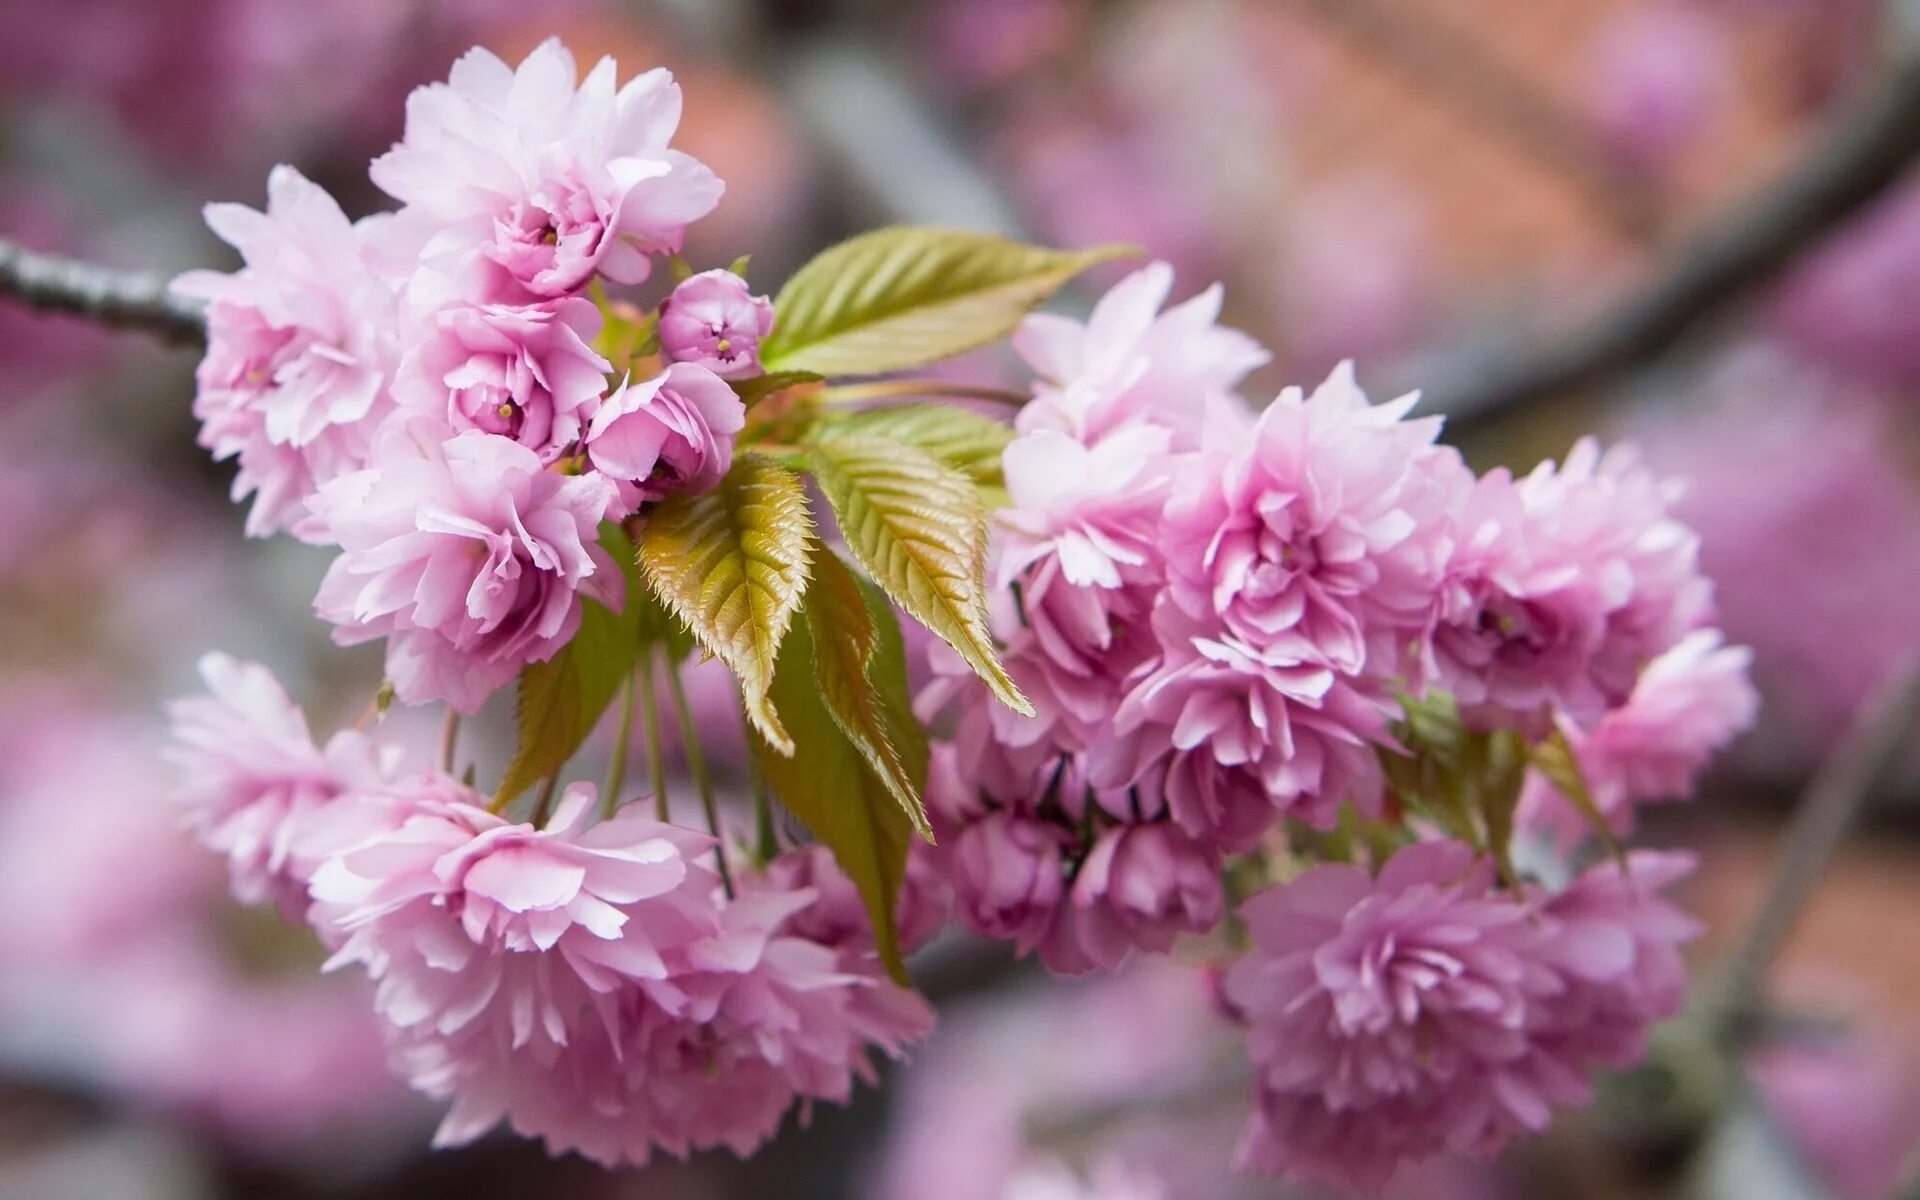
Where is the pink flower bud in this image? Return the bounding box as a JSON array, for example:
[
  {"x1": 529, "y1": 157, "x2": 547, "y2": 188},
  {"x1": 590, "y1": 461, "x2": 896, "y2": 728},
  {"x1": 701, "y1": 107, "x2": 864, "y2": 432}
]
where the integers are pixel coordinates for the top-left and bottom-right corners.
[
  {"x1": 657, "y1": 269, "x2": 775, "y2": 379},
  {"x1": 585, "y1": 362, "x2": 746, "y2": 512}
]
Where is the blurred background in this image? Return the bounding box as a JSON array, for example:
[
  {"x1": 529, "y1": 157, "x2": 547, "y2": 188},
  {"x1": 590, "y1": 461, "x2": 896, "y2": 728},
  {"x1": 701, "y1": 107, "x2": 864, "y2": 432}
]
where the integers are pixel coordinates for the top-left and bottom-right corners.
[{"x1": 3, "y1": 0, "x2": 1919, "y2": 1197}]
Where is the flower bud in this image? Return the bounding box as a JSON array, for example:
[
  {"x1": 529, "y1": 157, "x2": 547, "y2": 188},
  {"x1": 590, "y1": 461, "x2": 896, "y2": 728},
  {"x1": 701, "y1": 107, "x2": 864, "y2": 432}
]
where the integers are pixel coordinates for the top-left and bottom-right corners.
[{"x1": 657, "y1": 269, "x2": 774, "y2": 379}]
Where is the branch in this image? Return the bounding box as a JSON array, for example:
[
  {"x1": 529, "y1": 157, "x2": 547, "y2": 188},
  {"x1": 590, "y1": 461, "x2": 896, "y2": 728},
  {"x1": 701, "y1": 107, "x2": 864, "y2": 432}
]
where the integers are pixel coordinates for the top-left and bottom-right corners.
[
  {"x1": 0, "y1": 237, "x2": 205, "y2": 347},
  {"x1": 1418, "y1": 6, "x2": 1920, "y2": 422},
  {"x1": 1716, "y1": 656, "x2": 1920, "y2": 1038}
]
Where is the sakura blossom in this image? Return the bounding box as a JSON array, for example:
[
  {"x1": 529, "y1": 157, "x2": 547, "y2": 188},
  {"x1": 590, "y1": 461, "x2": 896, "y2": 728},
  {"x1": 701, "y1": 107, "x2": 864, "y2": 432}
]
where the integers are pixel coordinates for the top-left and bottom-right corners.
[
  {"x1": 585, "y1": 361, "x2": 747, "y2": 513},
  {"x1": 657, "y1": 268, "x2": 776, "y2": 378}
]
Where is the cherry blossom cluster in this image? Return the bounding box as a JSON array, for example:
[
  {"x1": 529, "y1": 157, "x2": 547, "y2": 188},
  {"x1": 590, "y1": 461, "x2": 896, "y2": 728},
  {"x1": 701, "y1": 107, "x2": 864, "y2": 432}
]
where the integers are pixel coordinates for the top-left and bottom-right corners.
[
  {"x1": 166, "y1": 653, "x2": 931, "y2": 1165},
  {"x1": 919, "y1": 262, "x2": 1759, "y2": 1187},
  {"x1": 173, "y1": 38, "x2": 770, "y2": 713}
]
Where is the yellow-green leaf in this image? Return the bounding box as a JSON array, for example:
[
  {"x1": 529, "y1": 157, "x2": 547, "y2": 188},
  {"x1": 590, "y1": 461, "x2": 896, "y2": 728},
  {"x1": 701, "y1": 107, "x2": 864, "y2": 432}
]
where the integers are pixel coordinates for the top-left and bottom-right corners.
[
  {"x1": 1531, "y1": 728, "x2": 1626, "y2": 863},
  {"x1": 760, "y1": 227, "x2": 1133, "y2": 376},
  {"x1": 495, "y1": 595, "x2": 639, "y2": 805},
  {"x1": 809, "y1": 434, "x2": 1030, "y2": 716},
  {"x1": 805, "y1": 547, "x2": 933, "y2": 838},
  {"x1": 753, "y1": 613, "x2": 914, "y2": 982},
  {"x1": 823, "y1": 403, "x2": 1013, "y2": 492},
  {"x1": 636, "y1": 455, "x2": 814, "y2": 755}
]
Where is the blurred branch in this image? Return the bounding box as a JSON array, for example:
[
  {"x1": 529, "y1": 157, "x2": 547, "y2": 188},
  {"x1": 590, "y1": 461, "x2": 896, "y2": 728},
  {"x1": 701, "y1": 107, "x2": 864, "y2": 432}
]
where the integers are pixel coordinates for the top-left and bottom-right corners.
[
  {"x1": 1716, "y1": 656, "x2": 1920, "y2": 1040},
  {"x1": 1421, "y1": 4, "x2": 1920, "y2": 421},
  {"x1": 1279, "y1": 0, "x2": 1664, "y2": 240},
  {"x1": 0, "y1": 237, "x2": 203, "y2": 346}
]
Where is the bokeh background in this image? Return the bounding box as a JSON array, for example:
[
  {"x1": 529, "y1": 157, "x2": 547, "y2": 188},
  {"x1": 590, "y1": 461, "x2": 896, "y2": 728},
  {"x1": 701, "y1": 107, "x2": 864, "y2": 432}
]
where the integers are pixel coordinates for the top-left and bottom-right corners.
[{"x1": 2, "y1": 0, "x2": 1919, "y2": 1197}]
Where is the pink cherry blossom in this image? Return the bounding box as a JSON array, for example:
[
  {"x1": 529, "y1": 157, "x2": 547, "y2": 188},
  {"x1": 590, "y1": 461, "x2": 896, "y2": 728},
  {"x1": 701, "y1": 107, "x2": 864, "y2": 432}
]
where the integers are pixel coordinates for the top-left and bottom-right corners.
[
  {"x1": 1043, "y1": 822, "x2": 1224, "y2": 974},
  {"x1": 1750, "y1": 1031, "x2": 1920, "y2": 1200},
  {"x1": 173, "y1": 165, "x2": 399, "y2": 537},
  {"x1": 657, "y1": 268, "x2": 776, "y2": 379},
  {"x1": 1162, "y1": 361, "x2": 1456, "y2": 675},
  {"x1": 585, "y1": 362, "x2": 746, "y2": 512},
  {"x1": 948, "y1": 809, "x2": 1070, "y2": 953},
  {"x1": 370, "y1": 39, "x2": 723, "y2": 299},
  {"x1": 164, "y1": 653, "x2": 402, "y2": 913},
  {"x1": 391, "y1": 296, "x2": 610, "y2": 462},
  {"x1": 996, "y1": 424, "x2": 1171, "y2": 593},
  {"x1": 1581, "y1": 5, "x2": 1731, "y2": 183},
  {"x1": 309, "y1": 424, "x2": 618, "y2": 712},
  {"x1": 1226, "y1": 839, "x2": 1578, "y2": 1191},
  {"x1": 757, "y1": 842, "x2": 951, "y2": 958},
  {"x1": 1013, "y1": 260, "x2": 1267, "y2": 450},
  {"x1": 1522, "y1": 630, "x2": 1758, "y2": 842}
]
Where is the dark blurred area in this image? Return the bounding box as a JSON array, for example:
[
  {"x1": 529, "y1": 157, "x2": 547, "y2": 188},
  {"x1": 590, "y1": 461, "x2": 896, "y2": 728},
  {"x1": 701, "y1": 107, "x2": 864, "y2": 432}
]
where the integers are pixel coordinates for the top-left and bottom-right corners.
[{"x1": 2, "y1": 0, "x2": 1918, "y2": 1197}]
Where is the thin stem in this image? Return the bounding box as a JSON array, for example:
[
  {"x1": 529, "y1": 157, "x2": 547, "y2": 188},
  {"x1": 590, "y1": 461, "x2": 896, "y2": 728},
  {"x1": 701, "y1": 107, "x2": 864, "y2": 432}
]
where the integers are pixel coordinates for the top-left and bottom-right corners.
[
  {"x1": 820, "y1": 379, "x2": 1028, "y2": 408},
  {"x1": 637, "y1": 647, "x2": 670, "y2": 822},
  {"x1": 1717, "y1": 655, "x2": 1920, "y2": 1040},
  {"x1": 603, "y1": 668, "x2": 640, "y2": 820},
  {"x1": 667, "y1": 664, "x2": 734, "y2": 898},
  {"x1": 738, "y1": 693, "x2": 779, "y2": 866},
  {"x1": 530, "y1": 775, "x2": 560, "y2": 828},
  {"x1": 439, "y1": 709, "x2": 461, "y2": 775},
  {"x1": 0, "y1": 237, "x2": 206, "y2": 345}
]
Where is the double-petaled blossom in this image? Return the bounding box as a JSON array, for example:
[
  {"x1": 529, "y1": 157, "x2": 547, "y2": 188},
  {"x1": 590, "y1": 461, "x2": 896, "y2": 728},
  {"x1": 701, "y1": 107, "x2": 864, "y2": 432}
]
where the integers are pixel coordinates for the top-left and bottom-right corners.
[
  {"x1": 1225, "y1": 840, "x2": 1699, "y2": 1191},
  {"x1": 174, "y1": 165, "x2": 400, "y2": 537},
  {"x1": 1013, "y1": 260, "x2": 1267, "y2": 450},
  {"x1": 164, "y1": 653, "x2": 402, "y2": 913},
  {"x1": 1043, "y1": 822, "x2": 1224, "y2": 974},
  {"x1": 391, "y1": 294, "x2": 610, "y2": 463},
  {"x1": 309, "y1": 424, "x2": 618, "y2": 712},
  {"x1": 657, "y1": 269, "x2": 776, "y2": 379},
  {"x1": 1522, "y1": 630, "x2": 1758, "y2": 842},
  {"x1": 585, "y1": 362, "x2": 746, "y2": 514},
  {"x1": 1161, "y1": 362, "x2": 1456, "y2": 676},
  {"x1": 370, "y1": 39, "x2": 722, "y2": 299}
]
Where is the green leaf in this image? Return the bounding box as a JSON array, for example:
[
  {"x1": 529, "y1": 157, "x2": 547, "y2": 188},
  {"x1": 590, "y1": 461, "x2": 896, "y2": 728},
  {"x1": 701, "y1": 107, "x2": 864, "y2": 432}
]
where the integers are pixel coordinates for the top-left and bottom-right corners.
[
  {"x1": 822, "y1": 404, "x2": 1013, "y2": 492},
  {"x1": 1531, "y1": 728, "x2": 1626, "y2": 863},
  {"x1": 636, "y1": 455, "x2": 814, "y2": 755},
  {"x1": 805, "y1": 547, "x2": 933, "y2": 838},
  {"x1": 732, "y1": 370, "x2": 825, "y2": 406},
  {"x1": 495, "y1": 594, "x2": 640, "y2": 805},
  {"x1": 809, "y1": 434, "x2": 1031, "y2": 716},
  {"x1": 753, "y1": 613, "x2": 914, "y2": 982},
  {"x1": 760, "y1": 227, "x2": 1133, "y2": 376},
  {"x1": 728, "y1": 253, "x2": 752, "y2": 280}
]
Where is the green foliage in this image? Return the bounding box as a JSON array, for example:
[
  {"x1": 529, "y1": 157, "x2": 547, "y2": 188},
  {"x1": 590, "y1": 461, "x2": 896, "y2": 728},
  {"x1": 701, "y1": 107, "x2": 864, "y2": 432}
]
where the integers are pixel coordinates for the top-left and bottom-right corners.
[
  {"x1": 820, "y1": 404, "x2": 1014, "y2": 495},
  {"x1": 1531, "y1": 727, "x2": 1625, "y2": 863},
  {"x1": 809, "y1": 433, "x2": 1030, "y2": 716},
  {"x1": 732, "y1": 370, "x2": 825, "y2": 406},
  {"x1": 805, "y1": 547, "x2": 932, "y2": 838},
  {"x1": 760, "y1": 227, "x2": 1132, "y2": 376},
  {"x1": 752, "y1": 609, "x2": 915, "y2": 983},
  {"x1": 636, "y1": 455, "x2": 814, "y2": 755}
]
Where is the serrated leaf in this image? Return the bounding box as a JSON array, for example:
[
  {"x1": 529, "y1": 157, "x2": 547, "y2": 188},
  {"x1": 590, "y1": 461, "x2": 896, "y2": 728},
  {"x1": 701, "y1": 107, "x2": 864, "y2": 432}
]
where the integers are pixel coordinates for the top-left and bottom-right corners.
[
  {"x1": 760, "y1": 227, "x2": 1133, "y2": 376},
  {"x1": 732, "y1": 370, "x2": 825, "y2": 406},
  {"x1": 636, "y1": 455, "x2": 814, "y2": 755},
  {"x1": 823, "y1": 404, "x2": 1013, "y2": 491},
  {"x1": 753, "y1": 614, "x2": 914, "y2": 982},
  {"x1": 496, "y1": 595, "x2": 640, "y2": 805},
  {"x1": 809, "y1": 434, "x2": 1030, "y2": 716},
  {"x1": 806, "y1": 547, "x2": 933, "y2": 838},
  {"x1": 1532, "y1": 728, "x2": 1626, "y2": 863}
]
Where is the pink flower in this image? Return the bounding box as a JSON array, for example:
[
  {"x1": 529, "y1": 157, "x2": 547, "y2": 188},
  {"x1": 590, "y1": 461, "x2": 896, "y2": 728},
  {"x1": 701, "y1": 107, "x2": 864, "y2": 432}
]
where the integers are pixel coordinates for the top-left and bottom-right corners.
[
  {"x1": 1522, "y1": 630, "x2": 1757, "y2": 842},
  {"x1": 370, "y1": 39, "x2": 723, "y2": 299},
  {"x1": 392, "y1": 296, "x2": 610, "y2": 462},
  {"x1": 1043, "y1": 822, "x2": 1223, "y2": 974},
  {"x1": 757, "y1": 842, "x2": 951, "y2": 957},
  {"x1": 1225, "y1": 839, "x2": 1578, "y2": 1191},
  {"x1": 309, "y1": 424, "x2": 617, "y2": 712},
  {"x1": 657, "y1": 268, "x2": 775, "y2": 379},
  {"x1": 1014, "y1": 261, "x2": 1267, "y2": 450},
  {"x1": 164, "y1": 653, "x2": 403, "y2": 913},
  {"x1": 948, "y1": 810, "x2": 1070, "y2": 952},
  {"x1": 1162, "y1": 362, "x2": 1455, "y2": 675},
  {"x1": 174, "y1": 165, "x2": 399, "y2": 537},
  {"x1": 1750, "y1": 1032, "x2": 1920, "y2": 1200},
  {"x1": 585, "y1": 362, "x2": 746, "y2": 512},
  {"x1": 1430, "y1": 438, "x2": 1710, "y2": 728},
  {"x1": 1581, "y1": 5, "x2": 1730, "y2": 182},
  {"x1": 996, "y1": 424, "x2": 1170, "y2": 592}
]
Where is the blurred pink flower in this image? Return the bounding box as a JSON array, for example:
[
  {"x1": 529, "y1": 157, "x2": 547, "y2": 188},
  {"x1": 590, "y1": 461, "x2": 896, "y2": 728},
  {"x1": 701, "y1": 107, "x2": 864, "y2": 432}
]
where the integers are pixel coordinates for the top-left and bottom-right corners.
[
  {"x1": 1581, "y1": 5, "x2": 1731, "y2": 183},
  {"x1": 165, "y1": 653, "x2": 404, "y2": 913},
  {"x1": 1771, "y1": 173, "x2": 1920, "y2": 389},
  {"x1": 658, "y1": 268, "x2": 775, "y2": 379},
  {"x1": 1047, "y1": 823, "x2": 1224, "y2": 973},
  {"x1": 1750, "y1": 1032, "x2": 1920, "y2": 1200},
  {"x1": 310, "y1": 424, "x2": 617, "y2": 712}
]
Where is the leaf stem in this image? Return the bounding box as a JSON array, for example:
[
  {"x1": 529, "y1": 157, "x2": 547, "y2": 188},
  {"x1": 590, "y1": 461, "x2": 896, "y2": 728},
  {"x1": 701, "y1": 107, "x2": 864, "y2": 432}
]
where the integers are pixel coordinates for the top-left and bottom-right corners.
[
  {"x1": 820, "y1": 379, "x2": 1028, "y2": 408},
  {"x1": 668, "y1": 664, "x2": 734, "y2": 898},
  {"x1": 439, "y1": 709, "x2": 461, "y2": 775},
  {"x1": 530, "y1": 774, "x2": 560, "y2": 828},
  {"x1": 638, "y1": 647, "x2": 670, "y2": 823},
  {"x1": 603, "y1": 668, "x2": 639, "y2": 820}
]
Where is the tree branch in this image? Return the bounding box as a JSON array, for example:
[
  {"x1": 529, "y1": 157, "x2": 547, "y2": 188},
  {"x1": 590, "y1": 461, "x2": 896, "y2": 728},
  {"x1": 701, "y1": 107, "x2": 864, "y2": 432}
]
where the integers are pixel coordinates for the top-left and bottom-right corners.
[
  {"x1": 0, "y1": 237, "x2": 204, "y2": 347},
  {"x1": 1418, "y1": 4, "x2": 1920, "y2": 422}
]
